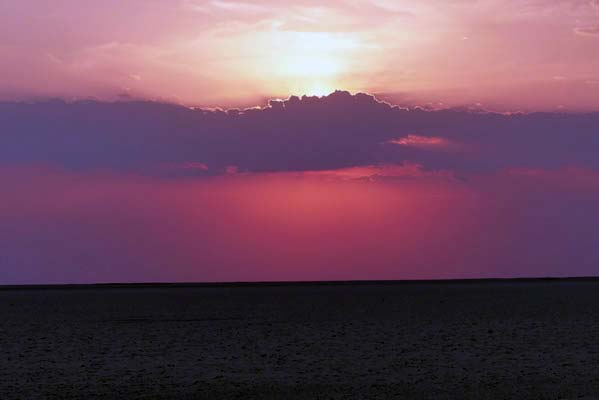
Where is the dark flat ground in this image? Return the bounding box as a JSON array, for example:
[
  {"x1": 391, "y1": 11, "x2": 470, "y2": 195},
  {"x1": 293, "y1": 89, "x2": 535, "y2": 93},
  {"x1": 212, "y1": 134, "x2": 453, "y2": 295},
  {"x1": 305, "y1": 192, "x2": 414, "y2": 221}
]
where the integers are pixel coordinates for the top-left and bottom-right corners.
[{"x1": 2, "y1": 280, "x2": 599, "y2": 399}]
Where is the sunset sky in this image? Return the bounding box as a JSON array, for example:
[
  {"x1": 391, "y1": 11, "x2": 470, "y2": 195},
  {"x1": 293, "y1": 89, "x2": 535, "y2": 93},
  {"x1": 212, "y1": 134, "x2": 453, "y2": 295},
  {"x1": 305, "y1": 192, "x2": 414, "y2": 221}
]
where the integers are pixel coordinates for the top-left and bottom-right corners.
[
  {"x1": 3, "y1": 0, "x2": 599, "y2": 110},
  {"x1": 1, "y1": 1, "x2": 599, "y2": 284}
]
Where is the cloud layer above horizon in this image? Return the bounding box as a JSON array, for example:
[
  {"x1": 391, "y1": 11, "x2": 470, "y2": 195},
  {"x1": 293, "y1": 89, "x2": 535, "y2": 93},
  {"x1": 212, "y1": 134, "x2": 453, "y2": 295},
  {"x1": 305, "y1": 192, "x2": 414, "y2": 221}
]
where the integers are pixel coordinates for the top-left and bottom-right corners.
[
  {"x1": 1, "y1": 93, "x2": 599, "y2": 284},
  {"x1": 2, "y1": 92, "x2": 599, "y2": 175}
]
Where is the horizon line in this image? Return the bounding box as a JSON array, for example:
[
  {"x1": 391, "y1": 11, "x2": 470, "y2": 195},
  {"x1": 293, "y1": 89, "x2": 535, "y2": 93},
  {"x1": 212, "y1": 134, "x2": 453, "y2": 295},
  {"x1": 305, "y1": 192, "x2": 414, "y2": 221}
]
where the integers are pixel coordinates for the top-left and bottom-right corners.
[{"x1": 3, "y1": 276, "x2": 599, "y2": 290}]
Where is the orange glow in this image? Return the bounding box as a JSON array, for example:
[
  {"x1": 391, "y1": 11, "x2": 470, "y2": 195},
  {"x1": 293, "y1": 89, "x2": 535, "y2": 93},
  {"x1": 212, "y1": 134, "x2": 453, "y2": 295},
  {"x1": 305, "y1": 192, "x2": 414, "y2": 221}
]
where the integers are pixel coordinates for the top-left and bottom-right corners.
[
  {"x1": 389, "y1": 135, "x2": 451, "y2": 148},
  {"x1": 304, "y1": 164, "x2": 456, "y2": 181}
]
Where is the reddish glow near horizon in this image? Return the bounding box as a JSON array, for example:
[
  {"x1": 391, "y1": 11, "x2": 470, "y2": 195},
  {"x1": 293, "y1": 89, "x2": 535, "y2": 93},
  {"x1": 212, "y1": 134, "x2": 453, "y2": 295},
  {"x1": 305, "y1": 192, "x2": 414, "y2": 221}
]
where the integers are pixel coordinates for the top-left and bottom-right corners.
[
  {"x1": 0, "y1": 167, "x2": 488, "y2": 283},
  {"x1": 2, "y1": 166, "x2": 599, "y2": 284},
  {"x1": 2, "y1": 0, "x2": 599, "y2": 110}
]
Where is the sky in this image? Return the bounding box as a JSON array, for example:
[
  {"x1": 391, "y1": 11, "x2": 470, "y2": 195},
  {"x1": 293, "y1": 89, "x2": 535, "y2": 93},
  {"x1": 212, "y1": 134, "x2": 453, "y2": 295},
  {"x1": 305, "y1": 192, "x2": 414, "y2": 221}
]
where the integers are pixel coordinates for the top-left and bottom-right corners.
[
  {"x1": 2, "y1": 0, "x2": 599, "y2": 110},
  {"x1": 1, "y1": 1, "x2": 599, "y2": 284}
]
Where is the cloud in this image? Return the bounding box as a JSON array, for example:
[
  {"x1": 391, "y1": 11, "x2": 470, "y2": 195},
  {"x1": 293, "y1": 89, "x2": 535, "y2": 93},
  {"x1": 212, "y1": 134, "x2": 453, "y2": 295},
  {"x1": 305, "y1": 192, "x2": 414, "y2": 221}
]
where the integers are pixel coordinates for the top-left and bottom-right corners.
[
  {"x1": 574, "y1": 26, "x2": 599, "y2": 36},
  {"x1": 388, "y1": 134, "x2": 453, "y2": 149},
  {"x1": 2, "y1": 91, "x2": 599, "y2": 178},
  {"x1": 304, "y1": 163, "x2": 456, "y2": 181},
  {"x1": 157, "y1": 161, "x2": 210, "y2": 177}
]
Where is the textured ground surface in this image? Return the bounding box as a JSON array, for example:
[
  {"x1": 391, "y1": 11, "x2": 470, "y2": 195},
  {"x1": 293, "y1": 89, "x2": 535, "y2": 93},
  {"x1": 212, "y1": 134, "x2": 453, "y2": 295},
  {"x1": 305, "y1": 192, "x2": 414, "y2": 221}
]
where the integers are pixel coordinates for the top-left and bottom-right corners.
[{"x1": 2, "y1": 280, "x2": 599, "y2": 399}]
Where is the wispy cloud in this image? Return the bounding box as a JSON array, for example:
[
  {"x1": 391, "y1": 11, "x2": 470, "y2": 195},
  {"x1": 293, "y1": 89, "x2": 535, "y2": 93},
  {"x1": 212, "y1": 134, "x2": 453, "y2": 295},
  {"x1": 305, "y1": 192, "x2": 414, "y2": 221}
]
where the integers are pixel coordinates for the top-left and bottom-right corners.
[
  {"x1": 388, "y1": 135, "x2": 452, "y2": 149},
  {"x1": 574, "y1": 26, "x2": 599, "y2": 36}
]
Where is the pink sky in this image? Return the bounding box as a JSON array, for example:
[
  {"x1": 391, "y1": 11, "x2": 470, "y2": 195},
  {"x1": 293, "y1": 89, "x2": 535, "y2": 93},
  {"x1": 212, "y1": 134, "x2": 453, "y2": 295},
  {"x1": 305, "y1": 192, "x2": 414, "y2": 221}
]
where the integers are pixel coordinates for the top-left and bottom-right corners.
[{"x1": 2, "y1": 0, "x2": 599, "y2": 110}]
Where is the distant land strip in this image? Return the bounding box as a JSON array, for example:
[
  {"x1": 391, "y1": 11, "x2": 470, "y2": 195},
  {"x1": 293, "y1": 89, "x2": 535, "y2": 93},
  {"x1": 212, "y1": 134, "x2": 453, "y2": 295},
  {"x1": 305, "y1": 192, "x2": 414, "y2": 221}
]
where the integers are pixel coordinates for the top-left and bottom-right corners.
[{"x1": 2, "y1": 276, "x2": 599, "y2": 290}]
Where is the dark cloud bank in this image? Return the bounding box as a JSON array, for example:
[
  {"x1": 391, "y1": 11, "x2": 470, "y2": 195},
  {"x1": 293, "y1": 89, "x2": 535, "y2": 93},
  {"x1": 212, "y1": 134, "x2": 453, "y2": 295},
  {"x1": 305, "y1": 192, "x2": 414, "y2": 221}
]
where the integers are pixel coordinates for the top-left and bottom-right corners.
[{"x1": 2, "y1": 91, "x2": 599, "y2": 176}]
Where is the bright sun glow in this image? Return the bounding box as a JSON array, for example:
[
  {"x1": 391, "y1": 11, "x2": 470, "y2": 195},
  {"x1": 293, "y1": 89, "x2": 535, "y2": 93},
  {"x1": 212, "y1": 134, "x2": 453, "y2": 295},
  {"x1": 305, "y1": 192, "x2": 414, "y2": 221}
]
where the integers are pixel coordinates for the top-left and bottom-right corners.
[
  {"x1": 282, "y1": 56, "x2": 342, "y2": 78},
  {"x1": 278, "y1": 77, "x2": 338, "y2": 97},
  {"x1": 302, "y1": 83, "x2": 336, "y2": 97},
  {"x1": 258, "y1": 31, "x2": 361, "y2": 97},
  {"x1": 274, "y1": 32, "x2": 356, "y2": 78}
]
